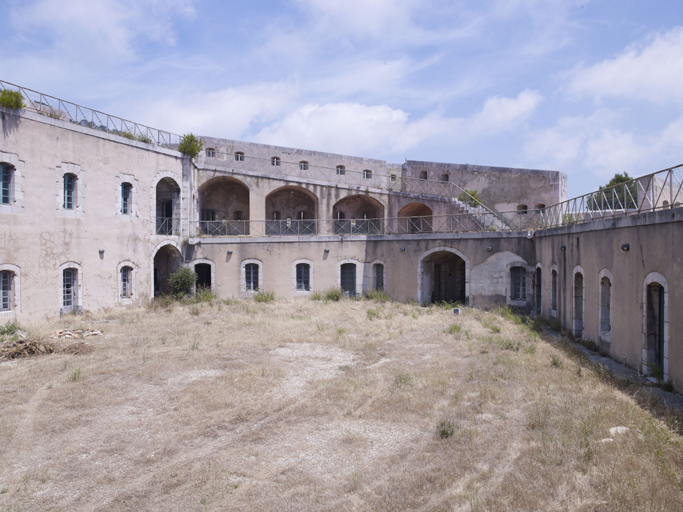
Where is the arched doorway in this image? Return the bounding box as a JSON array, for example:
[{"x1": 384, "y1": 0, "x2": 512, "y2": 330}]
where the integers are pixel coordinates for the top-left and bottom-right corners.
[
  {"x1": 643, "y1": 273, "x2": 668, "y2": 381},
  {"x1": 153, "y1": 244, "x2": 182, "y2": 296},
  {"x1": 398, "y1": 203, "x2": 433, "y2": 233},
  {"x1": 419, "y1": 249, "x2": 467, "y2": 304},
  {"x1": 265, "y1": 186, "x2": 318, "y2": 235},
  {"x1": 333, "y1": 194, "x2": 384, "y2": 234},
  {"x1": 573, "y1": 269, "x2": 584, "y2": 337},
  {"x1": 198, "y1": 177, "x2": 250, "y2": 235},
  {"x1": 156, "y1": 177, "x2": 180, "y2": 235},
  {"x1": 534, "y1": 267, "x2": 542, "y2": 315},
  {"x1": 195, "y1": 263, "x2": 212, "y2": 290}
]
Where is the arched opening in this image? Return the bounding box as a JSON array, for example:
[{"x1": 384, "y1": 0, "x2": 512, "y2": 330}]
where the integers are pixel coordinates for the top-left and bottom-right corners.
[
  {"x1": 573, "y1": 270, "x2": 584, "y2": 337},
  {"x1": 421, "y1": 250, "x2": 466, "y2": 303},
  {"x1": 340, "y1": 263, "x2": 357, "y2": 297},
  {"x1": 534, "y1": 267, "x2": 542, "y2": 315},
  {"x1": 265, "y1": 186, "x2": 318, "y2": 235},
  {"x1": 551, "y1": 268, "x2": 558, "y2": 314},
  {"x1": 195, "y1": 263, "x2": 212, "y2": 290},
  {"x1": 333, "y1": 195, "x2": 384, "y2": 234},
  {"x1": 599, "y1": 272, "x2": 612, "y2": 336},
  {"x1": 156, "y1": 177, "x2": 180, "y2": 235},
  {"x1": 517, "y1": 204, "x2": 528, "y2": 214},
  {"x1": 198, "y1": 177, "x2": 250, "y2": 235},
  {"x1": 644, "y1": 277, "x2": 668, "y2": 380},
  {"x1": 398, "y1": 203, "x2": 433, "y2": 233},
  {"x1": 534, "y1": 203, "x2": 546, "y2": 210},
  {"x1": 153, "y1": 244, "x2": 182, "y2": 296}
]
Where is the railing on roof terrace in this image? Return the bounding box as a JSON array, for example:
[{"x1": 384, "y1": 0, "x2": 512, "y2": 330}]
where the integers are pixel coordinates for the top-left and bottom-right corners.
[
  {"x1": 539, "y1": 164, "x2": 683, "y2": 228},
  {"x1": 191, "y1": 210, "x2": 545, "y2": 238},
  {"x1": 0, "y1": 80, "x2": 180, "y2": 148}
]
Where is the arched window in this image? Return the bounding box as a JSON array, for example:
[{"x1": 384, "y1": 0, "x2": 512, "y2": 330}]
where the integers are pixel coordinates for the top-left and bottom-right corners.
[
  {"x1": 599, "y1": 272, "x2": 612, "y2": 335},
  {"x1": 535, "y1": 203, "x2": 546, "y2": 210},
  {"x1": 245, "y1": 263, "x2": 259, "y2": 290},
  {"x1": 235, "y1": 152, "x2": 245, "y2": 162},
  {"x1": 271, "y1": 157, "x2": 281, "y2": 167},
  {"x1": 299, "y1": 161, "x2": 309, "y2": 171},
  {"x1": 551, "y1": 267, "x2": 558, "y2": 314},
  {"x1": 1, "y1": 270, "x2": 14, "y2": 311},
  {"x1": 205, "y1": 148, "x2": 215, "y2": 158},
  {"x1": 120, "y1": 266, "x2": 133, "y2": 299},
  {"x1": 363, "y1": 169, "x2": 372, "y2": 179},
  {"x1": 336, "y1": 165, "x2": 346, "y2": 176},
  {"x1": 517, "y1": 204, "x2": 528, "y2": 214}
]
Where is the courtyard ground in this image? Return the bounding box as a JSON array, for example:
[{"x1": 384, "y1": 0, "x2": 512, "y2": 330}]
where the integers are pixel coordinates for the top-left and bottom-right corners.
[{"x1": 1, "y1": 297, "x2": 682, "y2": 511}]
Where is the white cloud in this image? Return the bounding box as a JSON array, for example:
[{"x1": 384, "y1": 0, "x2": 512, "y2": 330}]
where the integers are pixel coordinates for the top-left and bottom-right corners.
[
  {"x1": 253, "y1": 90, "x2": 542, "y2": 156},
  {"x1": 293, "y1": 0, "x2": 421, "y2": 37},
  {"x1": 469, "y1": 90, "x2": 543, "y2": 133},
  {"x1": 134, "y1": 82, "x2": 298, "y2": 138},
  {"x1": 11, "y1": 0, "x2": 196, "y2": 59},
  {"x1": 568, "y1": 27, "x2": 683, "y2": 103},
  {"x1": 524, "y1": 109, "x2": 683, "y2": 181}
]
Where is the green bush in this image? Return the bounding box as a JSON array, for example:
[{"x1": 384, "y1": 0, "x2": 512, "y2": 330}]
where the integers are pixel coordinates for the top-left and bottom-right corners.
[
  {"x1": 0, "y1": 89, "x2": 24, "y2": 110},
  {"x1": 168, "y1": 268, "x2": 197, "y2": 298},
  {"x1": 253, "y1": 290, "x2": 275, "y2": 303},
  {"x1": 364, "y1": 289, "x2": 392, "y2": 302},
  {"x1": 457, "y1": 189, "x2": 481, "y2": 207},
  {"x1": 324, "y1": 288, "x2": 343, "y2": 302},
  {"x1": 310, "y1": 290, "x2": 324, "y2": 301},
  {"x1": 177, "y1": 133, "x2": 204, "y2": 159}
]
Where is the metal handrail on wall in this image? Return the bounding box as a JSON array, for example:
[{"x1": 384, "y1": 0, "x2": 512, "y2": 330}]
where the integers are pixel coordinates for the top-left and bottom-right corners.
[
  {"x1": 540, "y1": 164, "x2": 683, "y2": 228},
  {"x1": 0, "y1": 80, "x2": 180, "y2": 148},
  {"x1": 191, "y1": 210, "x2": 545, "y2": 238}
]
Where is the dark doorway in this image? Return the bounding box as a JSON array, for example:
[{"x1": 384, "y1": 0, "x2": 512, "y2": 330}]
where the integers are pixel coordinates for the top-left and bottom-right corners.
[
  {"x1": 534, "y1": 268, "x2": 542, "y2": 315},
  {"x1": 422, "y1": 251, "x2": 466, "y2": 303},
  {"x1": 195, "y1": 263, "x2": 211, "y2": 290},
  {"x1": 153, "y1": 245, "x2": 182, "y2": 296},
  {"x1": 340, "y1": 263, "x2": 356, "y2": 297},
  {"x1": 646, "y1": 283, "x2": 665, "y2": 373}
]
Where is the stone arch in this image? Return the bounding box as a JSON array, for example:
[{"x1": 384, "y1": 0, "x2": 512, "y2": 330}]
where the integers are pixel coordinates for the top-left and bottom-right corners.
[
  {"x1": 151, "y1": 241, "x2": 182, "y2": 297},
  {"x1": 417, "y1": 247, "x2": 469, "y2": 304},
  {"x1": 642, "y1": 272, "x2": 669, "y2": 382},
  {"x1": 198, "y1": 176, "x2": 250, "y2": 235},
  {"x1": 333, "y1": 194, "x2": 384, "y2": 234},
  {"x1": 572, "y1": 265, "x2": 585, "y2": 338},
  {"x1": 152, "y1": 172, "x2": 181, "y2": 236},
  {"x1": 398, "y1": 202, "x2": 433, "y2": 233},
  {"x1": 265, "y1": 186, "x2": 318, "y2": 235}
]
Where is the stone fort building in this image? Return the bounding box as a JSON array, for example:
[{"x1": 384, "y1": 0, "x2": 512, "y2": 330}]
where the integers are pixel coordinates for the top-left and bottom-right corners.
[{"x1": 1, "y1": 82, "x2": 681, "y2": 390}]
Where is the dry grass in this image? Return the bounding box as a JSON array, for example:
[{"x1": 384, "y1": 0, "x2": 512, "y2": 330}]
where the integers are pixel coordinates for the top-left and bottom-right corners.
[{"x1": 1, "y1": 299, "x2": 682, "y2": 511}]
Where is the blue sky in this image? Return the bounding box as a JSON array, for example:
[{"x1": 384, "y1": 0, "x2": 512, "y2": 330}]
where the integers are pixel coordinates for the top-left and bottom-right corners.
[{"x1": 2, "y1": 0, "x2": 683, "y2": 198}]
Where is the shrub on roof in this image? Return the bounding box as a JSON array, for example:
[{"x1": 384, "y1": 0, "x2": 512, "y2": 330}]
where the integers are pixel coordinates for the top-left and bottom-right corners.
[
  {"x1": 0, "y1": 89, "x2": 24, "y2": 110},
  {"x1": 177, "y1": 133, "x2": 204, "y2": 159}
]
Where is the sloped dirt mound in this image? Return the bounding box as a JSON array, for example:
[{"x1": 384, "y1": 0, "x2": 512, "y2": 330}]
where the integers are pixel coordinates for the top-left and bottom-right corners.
[{"x1": 1, "y1": 338, "x2": 95, "y2": 359}]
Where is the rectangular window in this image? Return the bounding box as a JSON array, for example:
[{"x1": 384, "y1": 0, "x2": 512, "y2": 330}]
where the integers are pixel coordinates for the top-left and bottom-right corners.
[
  {"x1": 235, "y1": 152, "x2": 244, "y2": 161},
  {"x1": 63, "y1": 268, "x2": 76, "y2": 309},
  {"x1": 363, "y1": 170, "x2": 372, "y2": 179},
  {"x1": 63, "y1": 174, "x2": 75, "y2": 210},
  {"x1": 245, "y1": 263, "x2": 259, "y2": 291},
  {"x1": 1, "y1": 164, "x2": 12, "y2": 205},
  {"x1": 336, "y1": 166, "x2": 345, "y2": 176},
  {"x1": 1, "y1": 271, "x2": 11, "y2": 311},
  {"x1": 299, "y1": 161, "x2": 309, "y2": 171},
  {"x1": 206, "y1": 149, "x2": 215, "y2": 157},
  {"x1": 510, "y1": 267, "x2": 526, "y2": 301},
  {"x1": 234, "y1": 210, "x2": 243, "y2": 221},
  {"x1": 296, "y1": 263, "x2": 310, "y2": 291},
  {"x1": 200, "y1": 209, "x2": 216, "y2": 221},
  {"x1": 121, "y1": 182, "x2": 132, "y2": 214},
  {"x1": 121, "y1": 267, "x2": 132, "y2": 298}
]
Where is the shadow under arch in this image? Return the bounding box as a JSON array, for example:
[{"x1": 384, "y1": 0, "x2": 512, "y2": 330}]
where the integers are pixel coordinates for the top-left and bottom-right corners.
[{"x1": 417, "y1": 247, "x2": 469, "y2": 304}]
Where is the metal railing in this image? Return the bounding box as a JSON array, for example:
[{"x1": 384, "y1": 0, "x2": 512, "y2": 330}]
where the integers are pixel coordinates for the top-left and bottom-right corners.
[
  {"x1": 540, "y1": 164, "x2": 683, "y2": 228},
  {"x1": 156, "y1": 217, "x2": 180, "y2": 236},
  {"x1": 0, "y1": 80, "x2": 180, "y2": 148},
  {"x1": 190, "y1": 210, "x2": 545, "y2": 238}
]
